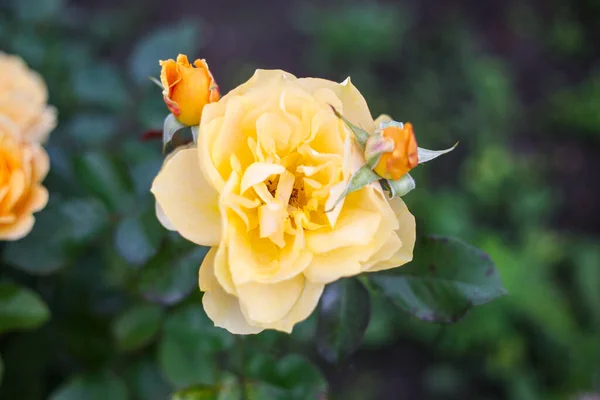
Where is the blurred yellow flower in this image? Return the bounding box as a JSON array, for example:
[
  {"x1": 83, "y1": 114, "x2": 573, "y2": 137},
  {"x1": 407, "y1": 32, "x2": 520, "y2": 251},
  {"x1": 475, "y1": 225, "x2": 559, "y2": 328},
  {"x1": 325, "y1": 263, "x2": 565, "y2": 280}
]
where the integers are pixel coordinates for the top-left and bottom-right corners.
[
  {"x1": 152, "y1": 70, "x2": 415, "y2": 334},
  {"x1": 159, "y1": 54, "x2": 220, "y2": 126},
  {"x1": 0, "y1": 117, "x2": 49, "y2": 240},
  {"x1": 0, "y1": 52, "x2": 57, "y2": 143}
]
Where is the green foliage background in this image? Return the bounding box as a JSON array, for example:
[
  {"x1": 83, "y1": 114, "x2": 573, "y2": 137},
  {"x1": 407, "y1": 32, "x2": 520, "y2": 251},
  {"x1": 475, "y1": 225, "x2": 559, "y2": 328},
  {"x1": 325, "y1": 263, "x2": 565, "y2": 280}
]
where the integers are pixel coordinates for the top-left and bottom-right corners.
[{"x1": 1, "y1": 0, "x2": 599, "y2": 399}]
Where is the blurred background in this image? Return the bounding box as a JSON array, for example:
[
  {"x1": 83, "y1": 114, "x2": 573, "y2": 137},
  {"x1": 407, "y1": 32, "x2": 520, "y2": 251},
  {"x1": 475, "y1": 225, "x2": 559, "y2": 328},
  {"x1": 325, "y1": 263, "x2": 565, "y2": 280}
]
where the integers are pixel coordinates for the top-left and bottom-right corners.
[{"x1": 1, "y1": 0, "x2": 599, "y2": 399}]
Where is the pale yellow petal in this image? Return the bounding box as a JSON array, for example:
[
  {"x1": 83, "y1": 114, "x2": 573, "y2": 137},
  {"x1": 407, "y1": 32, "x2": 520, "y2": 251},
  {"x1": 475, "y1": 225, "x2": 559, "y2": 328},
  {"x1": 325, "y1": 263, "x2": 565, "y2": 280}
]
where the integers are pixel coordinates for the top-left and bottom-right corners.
[
  {"x1": 155, "y1": 202, "x2": 175, "y2": 231},
  {"x1": 227, "y1": 227, "x2": 309, "y2": 285},
  {"x1": 306, "y1": 208, "x2": 382, "y2": 253},
  {"x1": 297, "y1": 77, "x2": 374, "y2": 134},
  {"x1": 151, "y1": 147, "x2": 221, "y2": 246},
  {"x1": 366, "y1": 197, "x2": 416, "y2": 272},
  {"x1": 261, "y1": 280, "x2": 324, "y2": 333},
  {"x1": 24, "y1": 106, "x2": 57, "y2": 143},
  {"x1": 240, "y1": 162, "x2": 285, "y2": 194},
  {"x1": 237, "y1": 275, "x2": 304, "y2": 324},
  {"x1": 199, "y1": 248, "x2": 263, "y2": 334},
  {"x1": 304, "y1": 249, "x2": 363, "y2": 284}
]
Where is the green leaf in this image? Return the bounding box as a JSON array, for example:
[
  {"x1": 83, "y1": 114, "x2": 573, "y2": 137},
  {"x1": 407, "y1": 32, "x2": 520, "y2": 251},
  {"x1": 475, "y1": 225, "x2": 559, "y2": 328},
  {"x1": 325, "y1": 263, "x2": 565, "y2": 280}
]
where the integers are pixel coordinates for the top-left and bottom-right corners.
[
  {"x1": 49, "y1": 370, "x2": 127, "y2": 400},
  {"x1": 74, "y1": 152, "x2": 133, "y2": 212},
  {"x1": 115, "y1": 206, "x2": 164, "y2": 266},
  {"x1": 330, "y1": 105, "x2": 370, "y2": 147},
  {"x1": 385, "y1": 173, "x2": 416, "y2": 198},
  {"x1": 113, "y1": 304, "x2": 164, "y2": 352},
  {"x1": 72, "y1": 63, "x2": 129, "y2": 109},
  {"x1": 120, "y1": 140, "x2": 162, "y2": 196},
  {"x1": 125, "y1": 358, "x2": 172, "y2": 400},
  {"x1": 245, "y1": 354, "x2": 328, "y2": 400},
  {"x1": 417, "y1": 143, "x2": 458, "y2": 164},
  {"x1": 60, "y1": 198, "x2": 110, "y2": 243},
  {"x1": 370, "y1": 236, "x2": 507, "y2": 323},
  {"x1": 275, "y1": 354, "x2": 328, "y2": 399},
  {"x1": 171, "y1": 385, "x2": 220, "y2": 400},
  {"x1": 163, "y1": 114, "x2": 188, "y2": 152},
  {"x1": 316, "y1": 278, "x2": 370, "y2": 363},
  {"x1": 0, "y1": 283, "x2": 50, "y2": 334},
  {"x1": 326, "y1": 165, "x2": 380, "y2": 212},
  {"x1": 3, "y1": 199, "x2": 109, "y2": 274},
  {"x1": 63, "y1": 114, "x2": 119, "y2": 148},
  {"x1": 129, "y1": 21, "x2": 202, "y2": 84},
  {"x1": 158, "y1": 303, "x2": 233, "y2": 388},
  {"x1": 2, "y1": 207, "x2": 70, "y2": 274},
  {"x1": 138, "y1": 246, "x2": 208, "y2": 305}
]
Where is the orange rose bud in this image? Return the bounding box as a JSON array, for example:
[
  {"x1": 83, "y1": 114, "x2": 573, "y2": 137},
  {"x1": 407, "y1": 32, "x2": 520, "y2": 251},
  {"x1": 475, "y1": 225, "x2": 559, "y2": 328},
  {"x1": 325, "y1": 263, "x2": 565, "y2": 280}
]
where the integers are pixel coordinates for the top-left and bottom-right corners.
[
  {"x1": 373, "y1": 123, "x2": 418, "y2": 180},
  {"x1": 159, "y1": 54, "x2": 220, "y2": 126}
]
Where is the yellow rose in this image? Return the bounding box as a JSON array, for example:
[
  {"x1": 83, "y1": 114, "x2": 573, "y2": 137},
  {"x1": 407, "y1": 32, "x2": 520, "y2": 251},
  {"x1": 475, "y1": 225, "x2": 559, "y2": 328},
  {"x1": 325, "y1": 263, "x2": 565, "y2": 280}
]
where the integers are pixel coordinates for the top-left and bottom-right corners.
[
  {"x1": 152, "y1": 70, "x2": 416, "y2": 334},
  {"x1": 0, "y1": 117, "x2": 49, "y2": 240},
  {"x1": 159, "y1": 54, "x2": 220, "y2": 126},
  {"x1": 0, "y1": 52, "x2": 57, "y2": 143}
]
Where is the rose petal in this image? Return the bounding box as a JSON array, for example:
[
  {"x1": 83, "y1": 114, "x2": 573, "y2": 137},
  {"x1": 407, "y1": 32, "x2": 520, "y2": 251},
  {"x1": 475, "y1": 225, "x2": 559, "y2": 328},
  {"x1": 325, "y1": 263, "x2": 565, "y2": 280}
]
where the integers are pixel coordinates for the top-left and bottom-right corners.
[
  {"x1": 366, "y1": 197, "x2": 415, "y2": 272},
  {"x1": 237, "y1": 275, "x2": 304, "y2": 324},
  {"x1": 0, "y1": 214, "x2": 34, "y2": 241},
  {"x1": 240, "y1": 162, "x2": 285, "y2": 194},
  {"x1": 261, "y1": 279, "x2": 324, "y2": 333},
  {"x1": 306, "y1": 208, "x2": 381, "y2": 254},
  {"x1": 199, "y1": 248, "x2": 263, "y2": 334},
  {"x1": 151, "y1": 147, "x2": 221, "y2": 246},
  {"x1": 297, "y1": 77, "x2": 374, "y2": 135}
]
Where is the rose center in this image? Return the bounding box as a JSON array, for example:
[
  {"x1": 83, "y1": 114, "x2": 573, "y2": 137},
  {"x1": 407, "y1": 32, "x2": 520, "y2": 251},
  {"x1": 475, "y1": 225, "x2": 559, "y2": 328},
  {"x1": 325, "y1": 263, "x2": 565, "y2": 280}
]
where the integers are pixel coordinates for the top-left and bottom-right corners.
[{"x1": 265, "y1": 174, "x2": 306, "y2": 209}]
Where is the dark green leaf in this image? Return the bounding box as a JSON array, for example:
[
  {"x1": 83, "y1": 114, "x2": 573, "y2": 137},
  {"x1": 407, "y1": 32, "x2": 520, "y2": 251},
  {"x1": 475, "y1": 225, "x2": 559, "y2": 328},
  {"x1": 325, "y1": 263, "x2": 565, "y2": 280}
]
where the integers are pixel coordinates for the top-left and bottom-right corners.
[
  {"x1": 63, "y1": 114, "x2": 119, "y2": 148},
  {"x1": 163, "y1": 114, "x2": 187, "y2": 152},
  {"x1": 138, "y1": 246, "x2": 208, "y2": 305},
  {"x1": 3, "y1": 199, "x2": 109, "y2": 274},
  {"x1": 370, "y1": 236, "x2": 507, "y2": 324},
  {"x1": 129, "y1": 21, "x2": 202, "y2": 84},
  {"x1": 0, "y1": 283, "x2": 50, "y2": 334},
  {"x1": 115, "y1": 206, "x2": 164, "y2": 266},
  {"x1": 74, "y1": 152, "x2": 133, "y2": 212},
  {"x1": 121, "y1": 141, "x2": 162, "y2": 196},
  {"x1": 72, "y1": 63, "x2": 129, "y2": 109},
  {"x1": 316, "y1": 278, "x2": 370, "y2": 363},
  {"x1": 2, "y1": 207, "x2": 71, "y2": 274},
  {"x1": 158, "y1": 303, "x2": 233, "y2": 388},
  {"x1": 0, "y1": 352, "x2": 4, "y2": 388},
  {"x1": 60, "y1": 198, "x2": 110, "y2": 243},
  {"x1": 125, "y1": 358, "x2": 172, "y2": 400},
  {"x1": 245, "y1": 354, "x2": 327, "y2": 400},
  {"x1": 113, "y1": 304, "x2": 164, "y2": 351},
  {"x1": 49, "y1": 370, "x2": 127, "y2": 400},
  {"x1": 276, "y1": 354, "x2": 327, "y2": 397}
]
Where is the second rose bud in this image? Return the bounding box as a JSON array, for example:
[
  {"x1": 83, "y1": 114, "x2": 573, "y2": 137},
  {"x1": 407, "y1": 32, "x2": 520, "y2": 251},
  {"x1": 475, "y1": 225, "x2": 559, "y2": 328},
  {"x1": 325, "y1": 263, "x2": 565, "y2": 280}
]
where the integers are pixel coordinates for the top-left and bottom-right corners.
[{"x1": 159, "y1": 54, "x2": 220, "y2": 126}]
